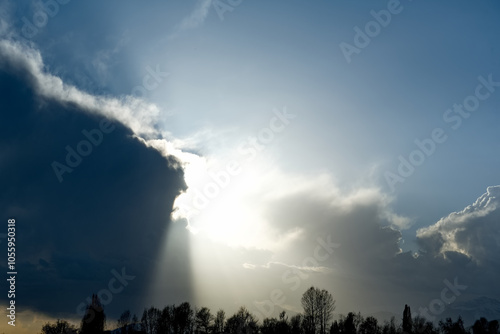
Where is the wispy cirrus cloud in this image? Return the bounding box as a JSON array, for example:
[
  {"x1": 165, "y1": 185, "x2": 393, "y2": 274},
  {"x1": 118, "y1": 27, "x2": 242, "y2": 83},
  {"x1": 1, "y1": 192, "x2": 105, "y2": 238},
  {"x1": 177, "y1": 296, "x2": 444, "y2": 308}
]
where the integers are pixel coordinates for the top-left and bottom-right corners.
[
  {"x1": 178, "y1": 0, "x2": 213, "y2": 31},
  {"x1": 162, "y1": 0, "x2": 214, "y2": 41}
]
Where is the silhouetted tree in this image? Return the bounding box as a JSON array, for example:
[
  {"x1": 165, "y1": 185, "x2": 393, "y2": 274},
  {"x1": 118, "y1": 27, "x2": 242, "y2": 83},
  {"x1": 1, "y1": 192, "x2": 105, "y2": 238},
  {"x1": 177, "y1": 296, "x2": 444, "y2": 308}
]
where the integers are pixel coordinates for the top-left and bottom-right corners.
[
  {"x1": 359, "y1": 316, "x2": 379, "y2": 334},
  {"x1": 261, "y1": 318, "x2": 278, "y2": 334},
  {"x1": 301, "y1": 287, "x2": 335, "y2": 334},
  {"x1": 37, "y1": 298, "x2": 500, "y2": 334},
  {"x1": 277, "y1": 311, "x2": 291, "y2": 334},
  {"x1": 142, "y1": 306, "x2": 161, "y2": 334},
  {"x1": 472, "y1": 317, "x2": 500, "y2": 334},
  {"x1": 81, "y1": 294, "x2": 106, "y2": 334},
  {"x1": 41, "y1": 319, "x2": 78, "y2": 334},
  {"x1": 225, "y1": 307, "x2": 258, "y2": 334},
  {"x1": 411, "y1": 315, "x2": 437, "y2": 334},
  {"x1": 489, "y1": 320, "x2": 500, "y2": 334},
  {"x1": 402, "y1": 305, "x2": 412, "y2": 334},
  {"x1": 329, "y1": 321, "x2": 340, "y2": 334},
  {"x1": 213, "y1": 309, "x2": 226, "y2": 334},
  {"x1": 318, "y1": 290, "x2": 335, "y2": 334},
  {"x1": 196, "y1": 307, "x2": 213, "y2": 334},
  {"x1": 158, "y1": 306, "x2": 174, "y2": 334},
  {"x1": 173, "y1": 302, "x2": 194, "y2": 334},
  {"x1": 382, "y1": 316, "x2": 397, "y2": 334},
  {"x1": 472, "y1": 317, "x2": 489, "y2": 334},
  {"x1": 339, "y1": 312, "x2": 361, "y2": 334},
  {"x1": 119, "y1": 310, "x2": 132, "y2": 334},
  {"x1": 290, "y1": 314, "x2": 303, "y2": 334},
  {"x1": 439, "y1": 317, "x2": 467, "y2": 334},
  {"x1": 301, "y1": 287, "x2": 317, "y2": 334}
]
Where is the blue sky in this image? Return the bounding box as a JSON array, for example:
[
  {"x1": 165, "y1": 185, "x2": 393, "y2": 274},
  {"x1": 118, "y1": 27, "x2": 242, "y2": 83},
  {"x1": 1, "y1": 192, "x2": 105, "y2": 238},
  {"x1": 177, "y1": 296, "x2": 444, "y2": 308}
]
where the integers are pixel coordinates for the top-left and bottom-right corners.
[{"x1": 1, "y1": 0, "x2": 500, "y2": 333}]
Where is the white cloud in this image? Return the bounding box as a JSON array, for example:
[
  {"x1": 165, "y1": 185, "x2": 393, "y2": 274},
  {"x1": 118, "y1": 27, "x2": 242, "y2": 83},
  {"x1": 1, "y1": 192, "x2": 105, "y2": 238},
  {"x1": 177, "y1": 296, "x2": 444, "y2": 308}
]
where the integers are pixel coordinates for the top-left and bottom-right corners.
[
  {"x1": 242, "y1": 263, "x2": 256, "y2": 269},
  {"x1": 261, "y1": 261, "x2": 334, "y2": 274},
  {"x1": 0, "y1": 39, "x2": 161, "y2": 137},
  {"x1": 417, "y1": 185, "x2": 500, "y2": 264}
]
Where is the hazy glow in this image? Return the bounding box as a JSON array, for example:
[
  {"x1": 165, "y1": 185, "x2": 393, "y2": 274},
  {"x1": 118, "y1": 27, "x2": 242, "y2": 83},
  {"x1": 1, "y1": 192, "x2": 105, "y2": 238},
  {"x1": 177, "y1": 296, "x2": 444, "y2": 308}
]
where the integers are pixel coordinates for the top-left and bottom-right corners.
[{"x1": 174, "y1": 151, "x2": 277, "y2": 248}]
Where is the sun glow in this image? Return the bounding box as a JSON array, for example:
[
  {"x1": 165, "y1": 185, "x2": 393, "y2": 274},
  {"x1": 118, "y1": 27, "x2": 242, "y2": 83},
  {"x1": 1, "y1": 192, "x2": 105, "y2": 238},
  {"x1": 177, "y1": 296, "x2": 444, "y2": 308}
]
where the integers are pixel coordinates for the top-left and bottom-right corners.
[{"x1": 172, "y1": 152, "x2": 276, "y2": 249}]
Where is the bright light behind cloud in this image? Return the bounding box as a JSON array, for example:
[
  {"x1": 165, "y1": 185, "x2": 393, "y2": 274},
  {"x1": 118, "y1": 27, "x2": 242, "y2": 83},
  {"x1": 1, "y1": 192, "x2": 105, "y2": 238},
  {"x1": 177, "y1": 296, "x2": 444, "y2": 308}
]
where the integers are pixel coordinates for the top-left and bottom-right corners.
[
  {"x1": 169, "y1": 106, "x2": 302, "y2": 249},
  {"x1": 173, "y1": 151, "x2": 280, "y2": 249},
  {"x1": 170, "y1": 140, "x2": 407, "y2": 252},
  {"x1": 3, "y1": 0, "x2": 500, "y2": 329}
]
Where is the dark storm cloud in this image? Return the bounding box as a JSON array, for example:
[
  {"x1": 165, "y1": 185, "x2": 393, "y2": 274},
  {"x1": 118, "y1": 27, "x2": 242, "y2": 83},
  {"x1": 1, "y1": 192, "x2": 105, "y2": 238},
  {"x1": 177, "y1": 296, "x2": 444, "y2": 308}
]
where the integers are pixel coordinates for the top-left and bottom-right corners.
[{"x1": 0, "y1": 39, "x2": 190, "y2": 320}]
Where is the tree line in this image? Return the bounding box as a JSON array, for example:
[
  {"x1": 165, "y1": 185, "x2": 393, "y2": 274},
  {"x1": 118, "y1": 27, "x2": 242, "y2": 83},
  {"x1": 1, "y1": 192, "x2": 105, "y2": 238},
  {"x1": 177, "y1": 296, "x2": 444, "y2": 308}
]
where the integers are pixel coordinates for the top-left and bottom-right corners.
[{"x1": 40, "y1": 286, "x2": 499, "y2": 334}]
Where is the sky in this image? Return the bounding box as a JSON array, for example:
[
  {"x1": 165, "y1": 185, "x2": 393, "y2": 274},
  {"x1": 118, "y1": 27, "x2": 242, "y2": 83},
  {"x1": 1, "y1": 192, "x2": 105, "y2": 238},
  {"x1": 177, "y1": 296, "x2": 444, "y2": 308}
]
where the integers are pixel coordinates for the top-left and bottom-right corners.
[{"x1": 1, "y1": 0, "x2": 500, "y2": 333}]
